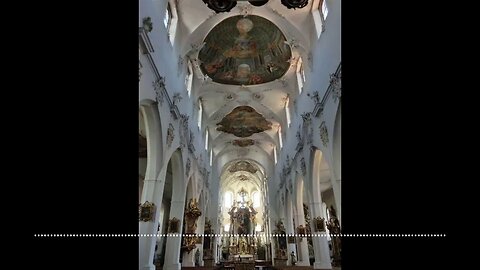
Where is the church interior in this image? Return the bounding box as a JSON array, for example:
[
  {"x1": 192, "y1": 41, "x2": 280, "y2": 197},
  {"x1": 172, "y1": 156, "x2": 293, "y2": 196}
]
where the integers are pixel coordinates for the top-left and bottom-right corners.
[{"x1": 139, "y1": 1, "x2": 341, "y2": 269}]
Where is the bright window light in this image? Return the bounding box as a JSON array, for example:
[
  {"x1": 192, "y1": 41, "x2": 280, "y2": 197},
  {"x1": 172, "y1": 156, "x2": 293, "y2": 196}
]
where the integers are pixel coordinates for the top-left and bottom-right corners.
[
  {"x1": 163, "y1": 3, "x2": 171, "y2": 29},
  {"x1": 278, "y1": 127, "x2": 283, "y2": 148},
  {"x1": 224, "y1": 192, "x2": 233, "y2": 208},
  {"x1": 209, "y1": 149, "x2": 213, "y2": 166},
  {"x1": 197, "y1": 99, "x2": 203, "y2": 129},
  {"x1": 285, "y1": 97, "x2": 291, "y2": 127},
  {"x1": 205, "y1": 128, "x2": 209, "y2": 150},
  {"x1": 253, "y1": 192, "x2": 261, "y2": 208},
  {"x1": 186, "y1": 60, "x2": 193, "y2": 97},
  {"x1": 322, "y1": 0, "x2": 329, "y2": 19}
]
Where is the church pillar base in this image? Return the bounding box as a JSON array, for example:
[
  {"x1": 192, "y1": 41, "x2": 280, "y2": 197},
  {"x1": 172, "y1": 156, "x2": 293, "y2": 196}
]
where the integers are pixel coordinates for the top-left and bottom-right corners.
[
  {"x1": 163, "y1": 263, "x2": 181, "y2": 270},
  {"x1": 314, "y1": 261, "x2": 332, "y2": 269},
  {"x1": 140, "y1": 264, "x2": 155, "y2": 270}
]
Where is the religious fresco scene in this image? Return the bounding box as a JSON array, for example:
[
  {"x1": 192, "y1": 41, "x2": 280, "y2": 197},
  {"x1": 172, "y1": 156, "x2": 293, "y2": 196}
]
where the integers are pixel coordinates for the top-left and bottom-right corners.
[
  {"x1": 199, "y1": 15, "x2": 292, "y2": 85},
  {"x1": 216, "y1": 106, "x2": 272, "y2": 137}
]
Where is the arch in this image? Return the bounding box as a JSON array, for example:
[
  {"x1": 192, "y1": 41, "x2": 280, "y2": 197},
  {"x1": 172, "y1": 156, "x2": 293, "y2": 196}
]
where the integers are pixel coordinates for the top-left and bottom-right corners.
[
  {"x1": 139, "y1": 99, "x2": 163, "y2": 179},
  {"x1": 168, "y1": 148, "x2": 186, "y2": 198}
]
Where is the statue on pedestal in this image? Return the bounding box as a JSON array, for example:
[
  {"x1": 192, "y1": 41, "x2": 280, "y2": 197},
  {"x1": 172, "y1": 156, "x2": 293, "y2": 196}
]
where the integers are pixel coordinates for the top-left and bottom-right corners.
[{"x1": 327, "y1": 206, "x2": 341, "y2": 267}]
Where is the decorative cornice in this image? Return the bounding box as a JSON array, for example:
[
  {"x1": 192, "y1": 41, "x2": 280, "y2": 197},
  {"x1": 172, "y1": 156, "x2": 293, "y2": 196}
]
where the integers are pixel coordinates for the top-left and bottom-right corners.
[
  {"x1": 139, "y1": 27, "x2": 154, "y2": 54},
  {"x1": 312, "y1": 63, "x2": 341, "y2": 117}
]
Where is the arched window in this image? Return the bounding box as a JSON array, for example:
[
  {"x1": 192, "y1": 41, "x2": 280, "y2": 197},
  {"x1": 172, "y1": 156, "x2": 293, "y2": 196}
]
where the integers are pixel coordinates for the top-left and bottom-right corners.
[
  {"x1": 205, "y1": 128, "x2": 209, "y2": 150},
  {"x1": 296, "y1": 57, "x2": 305, "y2": 93},
  {"x1": 164, "y1": 1, "x2": 178, "y2": 45},
  {"x1": 312, "y1": 0, "x2": 329, "y2": 38},
  {"x1": 197, "y1": 98, "x2": 203, "y2": 130},
  {"x1": 224, "y1": 191, "x2": 233, "y2": 208},
  {"x1": 322, "y1": 202, "x2": 331, "y2": 241},
  {"x1": 209, "y1": 148, "x2": 213, "y2": 166},
  {"x1": 273, "y1": 146, "x2": 278, "y2": 164},
  {"x1": 322, "y1": 0, "x2": 329, "y2": 19},
  {"x1": 278, "y1": 126, "x2": 283, "y2": 148},
  {"x1": 253, "y1": 191, "x2": 261, "y2": 208},
  {"x1": 285, "y1": 96, "x2": 291, "y2": 127},
  {"x1": 185, "y1": 60, "x2": 193, "y2": 97}
]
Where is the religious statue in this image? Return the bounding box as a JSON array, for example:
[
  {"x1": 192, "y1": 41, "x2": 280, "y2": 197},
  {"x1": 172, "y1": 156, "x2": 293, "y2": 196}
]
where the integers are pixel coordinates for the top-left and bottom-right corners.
[
  {"x1": 290, "y1": 251, "x2": 296, "y2": 265},
  {"x1": 326, "y1": 206, "x2": 341, "y2": 267},
  {"x1": 240, "y1": 237, "x2": 248, "y2": 254},
  {"x1": 275, "y1": 220, "x2": 286, "y2": 233},
  {"x1": 185, "y1": 198, "x2": 202, "y2": 233}
]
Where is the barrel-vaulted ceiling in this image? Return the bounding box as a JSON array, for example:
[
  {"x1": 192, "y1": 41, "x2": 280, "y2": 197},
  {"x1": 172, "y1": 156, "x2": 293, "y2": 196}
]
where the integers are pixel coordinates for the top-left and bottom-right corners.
[{"x1": 175, "y1": 0, "x2": 316, "y2": 185}]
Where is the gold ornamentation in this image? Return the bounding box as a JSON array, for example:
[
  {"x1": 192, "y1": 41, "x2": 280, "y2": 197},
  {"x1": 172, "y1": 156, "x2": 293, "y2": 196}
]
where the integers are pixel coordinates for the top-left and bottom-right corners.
[
  {"x1": 296, "y1": 225, "x2": 306, "y2": 237},
  {"x1": 185, "y1": 198, "x2": 202, "y2": 233},
  {"x1": 182, "y1": 235, "x2": 198, "y2": 253},
  {"x1": 139, "y1": 201, "x2": 155, "y2": 222},
  {"x1": 168, "y1": 217, "x2": 180, "y2": 233},
  {"x1": 314, "y1": 217, "x2": 326, "y2": 232}
]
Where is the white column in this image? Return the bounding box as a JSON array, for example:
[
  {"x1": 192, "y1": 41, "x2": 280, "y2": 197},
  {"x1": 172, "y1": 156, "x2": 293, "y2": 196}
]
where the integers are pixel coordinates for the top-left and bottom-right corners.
[
  {"x1": 139, "y1": 174, "x2": 166, "y2": 270},
  {"x1": 294, "y1": 204, "x2": 310, "y2": 266},
  {"x1": 309, "y1": 201, "x2": 332, "y2": 269},
  {"x1": 309, "y1": 170, "x2": 332, "y2": 269},
  {"x1": 163, "y1": 200, "x2": 185, "y2": 270},
  {"x1": 197, "y1": 215, "x2": 205, "y2": 266},
  {"x1": 285, "y1": 196, "x2": 296, "y2": 266}
]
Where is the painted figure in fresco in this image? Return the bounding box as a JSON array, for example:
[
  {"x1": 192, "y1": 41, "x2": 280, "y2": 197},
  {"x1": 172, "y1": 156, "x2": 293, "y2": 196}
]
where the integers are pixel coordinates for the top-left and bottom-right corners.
[
  {"x1": 223, "y1": 18, "x2": 257, "y2": 59},
  {"x1": 199, "y1": 15, "x2": 291, "y2": 85}
]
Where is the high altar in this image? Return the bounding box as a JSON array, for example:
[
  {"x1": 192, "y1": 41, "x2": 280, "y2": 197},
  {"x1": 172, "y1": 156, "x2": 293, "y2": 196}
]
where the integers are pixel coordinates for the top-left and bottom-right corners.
[{"x1": 225, "y1": 189, "x2": 258, "y2": 260}]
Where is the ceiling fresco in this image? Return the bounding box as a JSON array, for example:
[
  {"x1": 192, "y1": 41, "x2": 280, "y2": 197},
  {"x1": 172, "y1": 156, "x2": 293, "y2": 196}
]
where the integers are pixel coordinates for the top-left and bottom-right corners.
[
  {"x1": 216, "y1": 106, "x2": 272, "y2": 137},
  {"x1": 229, "y1": 160, "x2": 258, "y2": 174},
  {"x1": 232, "y1": 139, "x2": 255, "y2": 147},
  {"x1": 198, "y1": 15, "x2": 292, "y2": 85}
]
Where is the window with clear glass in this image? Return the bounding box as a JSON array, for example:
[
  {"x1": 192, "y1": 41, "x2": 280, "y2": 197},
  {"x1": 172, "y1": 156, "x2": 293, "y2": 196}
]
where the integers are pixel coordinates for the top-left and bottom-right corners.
[
  {"x1": 197, "y1": 99, "x2": 203, "y2": 129},
  {"x1": 296, "y1": 57, "x2": 305, "y2": 93},
  {"x1": 285, "y1": 97, "x2": 291, "y2": 127},
  {"x1": 253, "y1": 192, "x2": 261, "y2": 208},
  {"x1": 205, "y1": 128, "x2": 209, "y2": 150},
  {"x1": 278, "y1": 126, "x2": 283, "y2": 148},
  {"x1": 224, "y1": 191, "x2": 233, "y2": 208},
  {"x1": 322, "y1": 0, "x2": 329, "y2": 19},
  {"x1": 164, "y1": 3, "x2": 171, "y2": 29},
  {"x1": 186, "y1": 60, "x2": 193, "y2": 97}
]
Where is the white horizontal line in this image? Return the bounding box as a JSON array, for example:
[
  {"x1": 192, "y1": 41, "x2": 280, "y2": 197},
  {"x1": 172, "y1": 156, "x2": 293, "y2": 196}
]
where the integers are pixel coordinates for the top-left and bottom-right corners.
[{"x1": 33, "y1": 233, "x2": 447, "y2": 238}]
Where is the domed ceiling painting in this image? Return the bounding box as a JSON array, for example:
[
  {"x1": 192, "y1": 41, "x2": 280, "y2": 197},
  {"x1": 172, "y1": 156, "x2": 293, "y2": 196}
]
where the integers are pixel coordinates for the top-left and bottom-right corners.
[{"x1": 199, "y1": 15, "x2": 292, "y2": 85}]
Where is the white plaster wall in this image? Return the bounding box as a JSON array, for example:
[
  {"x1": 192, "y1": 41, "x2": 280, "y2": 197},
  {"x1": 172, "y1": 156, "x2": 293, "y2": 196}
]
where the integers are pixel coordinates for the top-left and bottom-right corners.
[{"x1": 269, "y1": 0, "x2": 341, "y2": 223}]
